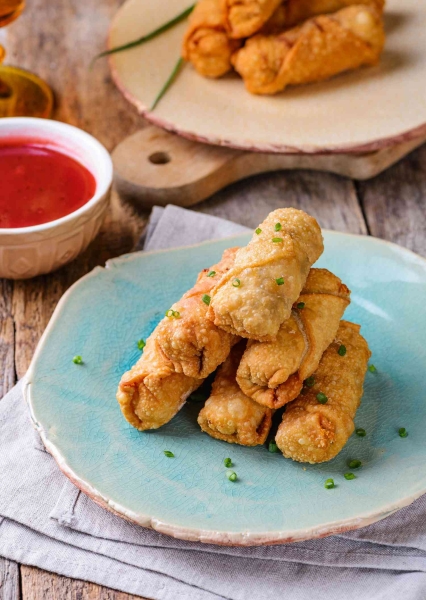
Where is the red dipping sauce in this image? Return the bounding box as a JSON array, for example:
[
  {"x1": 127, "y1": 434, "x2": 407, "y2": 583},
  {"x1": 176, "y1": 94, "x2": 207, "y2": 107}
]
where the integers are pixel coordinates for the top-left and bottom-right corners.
[{"x1": 0, "y1": 142, "x2": 96, "y2": 228}]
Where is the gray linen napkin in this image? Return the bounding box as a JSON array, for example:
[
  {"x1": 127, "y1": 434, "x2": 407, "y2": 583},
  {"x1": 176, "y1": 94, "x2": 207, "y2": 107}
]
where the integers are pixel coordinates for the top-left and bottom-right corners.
[{"x1": 1, "y1": 205, "x2": 426, "y2": 600}]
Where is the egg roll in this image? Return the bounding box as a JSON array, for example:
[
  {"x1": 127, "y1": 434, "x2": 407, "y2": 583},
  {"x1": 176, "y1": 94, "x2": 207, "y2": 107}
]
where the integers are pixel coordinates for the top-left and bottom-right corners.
[
  {"x1": 155, "y1": 247, "x2": 240, "y2": 379},
  {"x1": 222, "y1": 0, "x2": 283, "y2": 39},
  {"x1": 198, "y1": 343, "x2": 273, "y2": 446},
  {"x1": 237, "y1": 269, "x2": 350, "y2": 408},
  {"x1": 275, "y1": 320, "x2": 371, "y2": 463},
  {"x1": 232, "y1": 5, "x2": 385, "y2": 95},
  {"x1": 182, "y1": 0, "x2": 241, "y2": 78},
  {"x1": 117, "y1": 334, "x2": 203, "y2": 431},
  {"x1": 208, "y1": 208, "x2": 324, "y2": 341}
]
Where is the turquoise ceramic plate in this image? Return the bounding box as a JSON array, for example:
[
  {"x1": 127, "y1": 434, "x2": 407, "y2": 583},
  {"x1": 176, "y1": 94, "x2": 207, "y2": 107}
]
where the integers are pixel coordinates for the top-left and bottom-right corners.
[{"x1": 25, "y1": 232, "x2": 426, "y2": 546}]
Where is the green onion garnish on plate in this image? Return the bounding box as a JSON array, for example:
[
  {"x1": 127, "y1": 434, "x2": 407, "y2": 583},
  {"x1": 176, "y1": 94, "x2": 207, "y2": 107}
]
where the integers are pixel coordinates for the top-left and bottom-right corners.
[
  {"x1": 73, "y1": 355, "x2": 83, "y2": 365},
  {"x1": 164, "y1": 450, "x2": 175, "y2": 458}
]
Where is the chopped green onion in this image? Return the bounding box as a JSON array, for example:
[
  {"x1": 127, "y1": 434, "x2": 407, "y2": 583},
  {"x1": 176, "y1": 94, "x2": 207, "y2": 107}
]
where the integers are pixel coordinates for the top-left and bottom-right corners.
[
  {"x1": 272, "y1": 237, "x2": 282, "y2": 243},
  {"x1": 305, "y1": 376, "x2": 315, "y2": 388},
  {"x1": 317, "y1": 392, "x2": 328, "y2": 404},
  {"x1": 399, "y1": 427, "x2": 408, "y2": 438},
  {"x1": 72, "y1": 355, "x2": 83, "y2": 365},
  {"x1": 324, "y1": 478, "x2": 335, "y2": 489},
  {"x1": 91, "y1": 4, "x2": 195, "y2": 65},
  {"x1": 338, "y1": 345, "x2": 347, "y2": 357},
  {"x1": 165, "y1": 309, "x2": 180, "y2": 318},
  {"x1": 232, "y1": 278, "x2": 241, "y2": 288},
  {"x1": 368, "y1": 364, "x2": 377, "y2": 373},
  {"x1": 276, "y1": 277, "x2": 285, "y2": 286},
  {"x1": 227, "y1": 470, "x2": 237, "y2": 482},
  {"x1": 202, "y1": 294, "x2": 211, "y2": 306},
  {"x1": 164, "y1": 450, "x2": 175, "y2": 458},
  {"x1": 224, "y1": 458, "x2": 232, "y2": 468},
  {"x1": 268, "y1": 441, "x2": 280, "y2": 453},
  {"x1": 255, "y1": 228, "x2": 262, "y2": 235},
  {"x1": 137, "y1": 339, "x2": 146, "y2": 351},
  {"x1": 356, "y1": 428, "x2": 366, "y2": 437},
  {"x1": 274, "y1": 223, "x2": 282, "y2": 232},
  {"x1": 207, "y1": 271, "x2": 216, "y2": 277},
  {"x1": 344, "y1": 472, "x2": 356, "y2": 481},
  {"x1": 151, "y1": 57, "x2": 184, "y2": 110},
  {"x1": 297, "y1": 302, "x2": 305, "y2": 310},
  {"x1": 348, "y1": 459, "x2": 362, "y2": 469}
]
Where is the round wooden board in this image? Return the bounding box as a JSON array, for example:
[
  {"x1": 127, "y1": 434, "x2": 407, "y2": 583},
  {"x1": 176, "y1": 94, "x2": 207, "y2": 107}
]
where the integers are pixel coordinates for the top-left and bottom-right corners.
[{"x1": 109, "y1": 0, "x2": 426, "y2": 154}]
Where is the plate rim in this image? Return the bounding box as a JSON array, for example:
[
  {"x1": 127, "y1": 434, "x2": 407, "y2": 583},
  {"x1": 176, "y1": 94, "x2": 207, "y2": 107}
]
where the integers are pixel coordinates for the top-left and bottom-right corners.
[
  {"x1": 108, "y1": 0, "x2": 426, "y2": 156},
  {"x1": 24, "y1": 231, "x2": 426, "y2": 546}
]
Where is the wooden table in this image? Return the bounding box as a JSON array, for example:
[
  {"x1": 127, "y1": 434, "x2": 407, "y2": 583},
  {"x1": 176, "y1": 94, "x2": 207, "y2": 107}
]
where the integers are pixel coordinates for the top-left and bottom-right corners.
[{"x1": 0, "y1": 1, "x2": 426, "y2": 598}]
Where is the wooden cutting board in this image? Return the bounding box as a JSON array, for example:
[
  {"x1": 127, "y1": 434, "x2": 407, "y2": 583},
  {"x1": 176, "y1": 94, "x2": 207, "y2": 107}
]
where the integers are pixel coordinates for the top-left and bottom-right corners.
[{"x1": 112, "y1": 126, "x2": 426, "y2": 208}]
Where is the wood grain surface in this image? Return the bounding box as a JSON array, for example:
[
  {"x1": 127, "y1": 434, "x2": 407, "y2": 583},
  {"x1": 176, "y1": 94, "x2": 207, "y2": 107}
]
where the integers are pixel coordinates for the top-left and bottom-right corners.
[{"x1": 0, "y1": 0, "x2": 425, "y2": 599}]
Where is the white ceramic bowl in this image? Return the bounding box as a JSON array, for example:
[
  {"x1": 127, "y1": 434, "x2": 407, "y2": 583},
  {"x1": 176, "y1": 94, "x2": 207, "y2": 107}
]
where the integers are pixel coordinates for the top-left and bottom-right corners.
[{"x1": 0, "y1": 118, "x2": 113, "y2": 279}]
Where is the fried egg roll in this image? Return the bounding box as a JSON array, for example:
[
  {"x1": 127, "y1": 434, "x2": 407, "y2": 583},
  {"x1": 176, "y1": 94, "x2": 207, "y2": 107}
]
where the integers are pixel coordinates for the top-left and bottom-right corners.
[
  {"x1": 117, "y1": 335, "x2": 203, "y2": 431},
  {"x1": 208, "y1": 208, "x2": 324, "y2": 341},
  {"x1": 222, "y1": 0, "x2": 283, "y2": 39},
  {"x1": 198, "y1": 343, "x2": 273, "y2": 446},
  {"x1": 232, "y1": 5, "x2": 385, "y2": 95},
  {"x1": 276, "y1": 320, "x2": 371, "y2": 463},
  {"x1": 155, "y1": 247, "x2": 240, "y2": 379},
  {"x1": 237, "y1": 269, "x2": 350, "y2": 408},
  {"x1": 182, "y1": 0, "x2": 241, "y2": 78}
]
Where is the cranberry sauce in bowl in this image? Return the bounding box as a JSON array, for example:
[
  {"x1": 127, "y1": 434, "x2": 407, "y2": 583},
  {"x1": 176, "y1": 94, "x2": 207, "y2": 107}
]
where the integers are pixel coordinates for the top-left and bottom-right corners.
[{"x1": 0, "y1": 141, "x2": 97, "y2": 229}]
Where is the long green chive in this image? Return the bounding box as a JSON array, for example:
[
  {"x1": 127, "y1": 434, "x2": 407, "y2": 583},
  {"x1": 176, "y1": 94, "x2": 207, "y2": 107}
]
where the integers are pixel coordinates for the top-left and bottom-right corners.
[
  {"x1": 356, "y1": 428, "x2": 366, "y2": 437},
  {"x1": 297, "y1": 302, "x2": 305, "y2": 310},
  {"x1": 207, "y1": 271, "x2": 216, "y2": 277},
  {"x1": 164, "y1": 450, "x2": 175, "y2": 458},
  {"x1": 268, "y1": 441, "x2": 279, "y2": 453},
  {"x1": 399, "y1": 427, "x2": 408, "y2": 438},
  {"x1": 274, "y1": 223, "x2": 282, "y2": 232},
  {"x1": 232, "y1": 278, "x2": 241, "y2": 288},
  {"x1": 165, "y1": 309, "x2": 180, "y2": 318},
  {"x1": 317, "y1": 392, "x2": 328, "y2": 404},
  {"x1": 368, "y1": 364, "x2": 377, "y2": 373},
  {"x1": 227, "y1": 471, "x2": 237, "y2": 482},
  {"x1": 338, "y1": 345, "x2": 347, "y2": 357},
  {"x1": 272, "y1": 237, "x2": 282, "y2": 243},
  {"x1": 344, "y1": 472, "x2": 356, "y2": 480},
  {"x1": 137, "y1": 339, "x2": 146, "y2": 351},
  {"x1": 73, "y1": 355, "x2": 83, "y2": 365},
  {"x1": 276, "y1": 277, "x2": 285, "y2": 286},
  {"x1": 151, "y1": 57, "x2": 184, "y2": 110},
  {"x1": 91, "y1": 5, "x2": 195, "y2": 65},
  {"x1": 324, "y1": 478, "x2": 335, "y2": 489},
  {"x1": 202, "y1": 294, "x2": 211, "y2": 306},
  {"x1": 348, "y1": 459, "x2": 362, "y2": 469},
  {"x1": 255, "y1": 228, "x2": 262, "y2": 235},
  {"x1": 305, "y1": 376, "x2": 315, "y2": 388},
  {"x1": 224, "y1": 458, "x2": 232, "y2": 468}
]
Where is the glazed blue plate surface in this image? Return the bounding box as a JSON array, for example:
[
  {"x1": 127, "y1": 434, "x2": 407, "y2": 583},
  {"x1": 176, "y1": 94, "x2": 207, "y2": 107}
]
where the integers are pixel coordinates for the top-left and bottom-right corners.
[{"x1": 25, "y1": 232, "x2": 426, "y2": 545}]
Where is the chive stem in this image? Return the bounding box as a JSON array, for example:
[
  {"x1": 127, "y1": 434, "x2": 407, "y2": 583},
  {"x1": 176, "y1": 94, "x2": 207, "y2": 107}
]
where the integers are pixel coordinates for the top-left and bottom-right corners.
[{"x1": 151, "y1": 57, "x2": 185, "y2": 110}]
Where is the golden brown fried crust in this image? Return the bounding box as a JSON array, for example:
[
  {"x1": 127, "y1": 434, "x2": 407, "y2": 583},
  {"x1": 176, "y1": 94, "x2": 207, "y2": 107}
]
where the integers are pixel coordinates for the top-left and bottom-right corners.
[
  {"x1": 182, "y1": 0, "x2": 241, "y2": 78},
  {"x1": 198, "y1": 343, "x2": 273, "y2": 446},
  {"x1": 222, "y1": 0, "x2": 283, "y2": 38},
  {"x1": 276, "y1": 320, "x2": 371, "y2": 463},
  {"x1": 236, "y1": 268, "x2": 350, "y2": 408},
  {"x1": 232, "y1": 4, "x2": 385, "y2": 94},
  {"x1": 208, "y1": 208, "x2": 323, "y2": 341},
  {"x1": 155, "y1": 247, "x2": 239, "y2": 379}
]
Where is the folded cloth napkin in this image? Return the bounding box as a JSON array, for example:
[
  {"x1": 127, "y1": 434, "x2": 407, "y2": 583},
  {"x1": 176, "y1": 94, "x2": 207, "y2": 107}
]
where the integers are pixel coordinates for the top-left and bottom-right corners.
[{"x1": 1, "y1": 205, "x2": 426, "y2": 600}]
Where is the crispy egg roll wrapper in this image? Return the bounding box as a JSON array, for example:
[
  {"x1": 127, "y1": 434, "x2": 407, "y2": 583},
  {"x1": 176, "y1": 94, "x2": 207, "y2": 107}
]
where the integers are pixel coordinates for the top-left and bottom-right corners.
[
  {"x1": 276, "y1": 320, "x2": 371, "y2": 463},
  {"x1": 208, "y1": 208, "x2": 323, "y2": 341},
  {"x1": 182, "y1": 0, "x2": 241, "y2": 78},
  {"x1": 222, "y1": 0, "x2": 283, "y2": 39},
  {"x1": 233, "y1": 5, "x2": 385, "y2": 95},
  {"x1": 155, "y1": 247, "x2": 240, "y2": 379},
  {"x1": 198, "y1": 343, "x2": 273, "y2": 446},
  {"x1": 237, "y1": 269, "x2": 350, "y2": 408},
  {"x1": 117, "y1": 335, "x2": 203, "y2": 431},
  {"x1": 263, "y1": 0, "x2": 384, "y2": 34}
]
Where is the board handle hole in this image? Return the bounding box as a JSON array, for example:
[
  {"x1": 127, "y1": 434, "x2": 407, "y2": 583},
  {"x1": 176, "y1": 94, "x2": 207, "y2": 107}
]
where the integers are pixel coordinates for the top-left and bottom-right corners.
[{"x1": 149, "y1": 152, "x2": 171, "y2": 165}]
